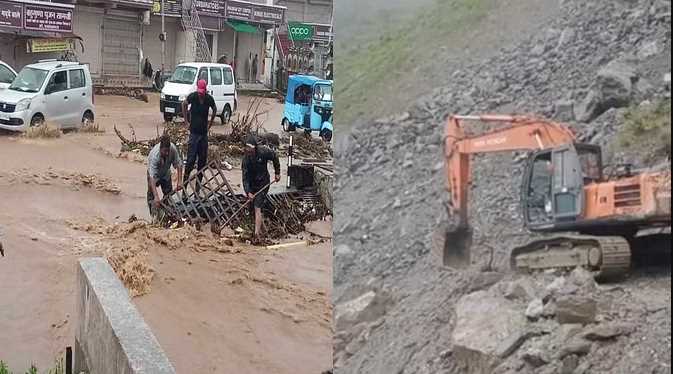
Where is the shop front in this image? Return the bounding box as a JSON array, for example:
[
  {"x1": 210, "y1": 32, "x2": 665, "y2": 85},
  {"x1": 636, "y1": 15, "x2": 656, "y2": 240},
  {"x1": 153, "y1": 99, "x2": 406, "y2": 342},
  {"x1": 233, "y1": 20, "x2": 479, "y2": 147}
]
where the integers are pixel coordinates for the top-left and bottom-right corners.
[
  {"x1": 218, "y1": 0, "x2": 285, "y2": 84},
  {"x1": 278, "y1": 21, "x2": 332, "y2": 80},
  {"x1": 0, "y1": 0, "x2": 77, "y2": 70},
  {"x1": 72, "y1": 0, "x2": 154, "y2": 86}
]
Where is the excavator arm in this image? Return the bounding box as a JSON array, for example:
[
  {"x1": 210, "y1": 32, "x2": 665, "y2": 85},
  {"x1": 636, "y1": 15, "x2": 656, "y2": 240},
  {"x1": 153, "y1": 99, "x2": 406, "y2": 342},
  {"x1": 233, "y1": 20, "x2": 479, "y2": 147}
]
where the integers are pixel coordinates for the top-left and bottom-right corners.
[
  {"x1": 444, "y1": 114, "x2": 577, "y2": 226},
  {"x1": 438, "y1": 114, "x2": 577, "y2": 267}
]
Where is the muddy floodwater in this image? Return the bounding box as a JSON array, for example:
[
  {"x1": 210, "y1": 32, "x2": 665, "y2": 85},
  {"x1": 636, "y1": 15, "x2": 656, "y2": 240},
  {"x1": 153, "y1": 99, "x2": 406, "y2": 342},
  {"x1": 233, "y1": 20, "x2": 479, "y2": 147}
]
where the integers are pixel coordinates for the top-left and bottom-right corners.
[{"x1": 0, "y1": 93, "x2": 332, "y2": 373}]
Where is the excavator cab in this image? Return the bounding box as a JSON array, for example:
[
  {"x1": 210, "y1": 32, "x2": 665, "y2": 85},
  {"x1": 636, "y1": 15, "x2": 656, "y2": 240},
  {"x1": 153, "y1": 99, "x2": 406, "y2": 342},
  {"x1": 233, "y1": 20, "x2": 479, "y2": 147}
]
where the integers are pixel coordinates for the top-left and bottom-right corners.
[{"x1": 522, "y1": 143, "x2": 603, "y2": 231}]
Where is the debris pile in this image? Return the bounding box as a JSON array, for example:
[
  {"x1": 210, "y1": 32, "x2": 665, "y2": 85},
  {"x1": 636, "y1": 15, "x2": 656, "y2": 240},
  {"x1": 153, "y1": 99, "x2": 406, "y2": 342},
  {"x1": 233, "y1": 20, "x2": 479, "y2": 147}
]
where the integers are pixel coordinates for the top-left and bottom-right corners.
[
  {"x1": 114, "y1": 97, "x2": 270, "y2": 162},
  {"x1": 154, "y1": 159, "x2": 329, "y2": 240},
  {"x1": 94, "y1": 87, "x2": 149, "y2": 102},
  {"x1": 239, "y1": 191, "x2": 329, "y2": 240},
  {"x1": 114, "y1": 122, "x2": 188, "y2": 156},
  {"x1": 280, "y1": 133, "x2": 333, "y2": 160}
]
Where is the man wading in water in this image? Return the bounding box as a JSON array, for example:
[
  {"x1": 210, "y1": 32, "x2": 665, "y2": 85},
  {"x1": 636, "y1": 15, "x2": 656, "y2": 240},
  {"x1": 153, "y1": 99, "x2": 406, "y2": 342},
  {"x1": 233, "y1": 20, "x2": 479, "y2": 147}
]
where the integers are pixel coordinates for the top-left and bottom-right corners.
[
  {"x1": 242, "y1": 135, "x2": 281, "y2": 244},
  {"x1": 182, "y1": 79, "x2": 217, "y2": 189}
]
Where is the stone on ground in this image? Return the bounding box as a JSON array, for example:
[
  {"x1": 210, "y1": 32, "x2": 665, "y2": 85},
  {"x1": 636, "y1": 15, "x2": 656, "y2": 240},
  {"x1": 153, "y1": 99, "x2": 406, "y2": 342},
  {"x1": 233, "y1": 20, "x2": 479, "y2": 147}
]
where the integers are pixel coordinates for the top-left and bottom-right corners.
[{"x1": 556, "y1": 296, "x2": 597, "y2": 324}]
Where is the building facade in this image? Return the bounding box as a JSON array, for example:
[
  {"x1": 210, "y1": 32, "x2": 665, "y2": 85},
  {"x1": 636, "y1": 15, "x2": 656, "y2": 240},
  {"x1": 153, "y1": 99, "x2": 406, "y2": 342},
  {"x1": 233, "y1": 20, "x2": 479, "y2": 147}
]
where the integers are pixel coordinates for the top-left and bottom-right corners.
[
  {"x1": 0, "y1": 0, "x2": 77, "y2": 68},
  {"x1": 0, "y1": 0, "x2": 331, "y2": 87},
  {"x1": 275, "y1": 0, "x2": 332, "y2": 80}
]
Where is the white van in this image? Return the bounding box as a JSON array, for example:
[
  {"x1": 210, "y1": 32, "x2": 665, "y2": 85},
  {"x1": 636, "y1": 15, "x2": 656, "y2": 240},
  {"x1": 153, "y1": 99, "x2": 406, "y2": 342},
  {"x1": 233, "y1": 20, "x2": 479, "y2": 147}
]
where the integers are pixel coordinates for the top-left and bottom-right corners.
[
  {"x1": 160, "y1": 62, "x2": 237, "y2": 124},
  {"x1": 0, "y1": 60, "x2": 95, "y2": 132}
]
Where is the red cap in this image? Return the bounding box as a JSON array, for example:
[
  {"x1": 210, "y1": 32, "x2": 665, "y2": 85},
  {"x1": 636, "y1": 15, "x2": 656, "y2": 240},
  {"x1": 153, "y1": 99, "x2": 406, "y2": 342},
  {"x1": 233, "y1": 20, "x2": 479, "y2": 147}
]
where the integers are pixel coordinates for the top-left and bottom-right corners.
[{"x1": 197, "y1": 79, "x2": 207, "y2": 95}]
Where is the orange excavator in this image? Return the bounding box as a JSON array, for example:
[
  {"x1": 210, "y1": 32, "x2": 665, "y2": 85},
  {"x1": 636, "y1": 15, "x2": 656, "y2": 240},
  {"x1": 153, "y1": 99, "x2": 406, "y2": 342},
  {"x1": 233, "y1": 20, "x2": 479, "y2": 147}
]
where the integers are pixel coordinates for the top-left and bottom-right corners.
[{"x1": 437, "y1": 114, "x2": 671, "y2": 279}]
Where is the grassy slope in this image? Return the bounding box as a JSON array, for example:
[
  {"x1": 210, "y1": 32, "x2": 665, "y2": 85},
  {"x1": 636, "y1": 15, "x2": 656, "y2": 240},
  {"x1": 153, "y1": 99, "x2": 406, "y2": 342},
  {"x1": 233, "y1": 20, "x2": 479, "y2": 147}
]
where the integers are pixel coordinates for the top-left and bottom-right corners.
[
  {"x1": 617, "y1": 98, "x2": 672, "y2": 163},
  {"x1": 335, "y1": 0, "x2": 492, "y2": 127}
]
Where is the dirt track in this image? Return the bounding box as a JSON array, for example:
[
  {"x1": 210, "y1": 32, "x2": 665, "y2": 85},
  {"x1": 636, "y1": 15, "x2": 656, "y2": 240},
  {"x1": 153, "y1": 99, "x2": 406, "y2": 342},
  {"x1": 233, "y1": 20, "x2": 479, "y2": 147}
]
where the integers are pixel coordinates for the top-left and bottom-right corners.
[{"x1": 0, "y1": 93, "x2": 332, "y2": 372}]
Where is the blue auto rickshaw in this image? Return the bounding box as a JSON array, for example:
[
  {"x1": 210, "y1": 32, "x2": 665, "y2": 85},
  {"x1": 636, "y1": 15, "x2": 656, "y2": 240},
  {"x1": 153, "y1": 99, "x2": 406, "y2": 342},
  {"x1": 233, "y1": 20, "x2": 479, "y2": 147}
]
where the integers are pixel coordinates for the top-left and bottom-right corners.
[{"x1": 281, "y1": 75, "x2": 333, "y2": 142}]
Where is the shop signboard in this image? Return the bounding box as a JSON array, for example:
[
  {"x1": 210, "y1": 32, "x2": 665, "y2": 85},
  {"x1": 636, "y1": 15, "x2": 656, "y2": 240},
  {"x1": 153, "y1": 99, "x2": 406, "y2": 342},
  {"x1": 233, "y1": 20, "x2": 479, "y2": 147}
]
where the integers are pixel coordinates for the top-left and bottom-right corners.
[
  {"x1": 152, "y1": 0, "x2": 182, "y2": 16},
  {"x1": 195, "y1": 0, "x2": 219, "y2": 15},
  {"x1": 0, "y1": 1, "x2": 22, "y2": 28},
  {"x1": 288, "y1": 22, "x2": 313, "y2": 41},
  {"x1": 224, "y1": 0, "x2": 252, "y2": 21},
  {"x1": 252, "y1": 6, "x2": 283, "y2": 25},
  {"x1": 28, "y1": 38, "x2": 72, "y2": 53},
  {"x1": 312, "y1": 24, "x2": 333, "y2": 42},
  {"x1": 225, "y1": 1, "x2": 283, "y2": 25},
  {"x1": 24, "y1": 4, "x2": 73, "y2": 32},
  {"x1": 199, "y1": 14, "x2": 219, "y2": 30}
]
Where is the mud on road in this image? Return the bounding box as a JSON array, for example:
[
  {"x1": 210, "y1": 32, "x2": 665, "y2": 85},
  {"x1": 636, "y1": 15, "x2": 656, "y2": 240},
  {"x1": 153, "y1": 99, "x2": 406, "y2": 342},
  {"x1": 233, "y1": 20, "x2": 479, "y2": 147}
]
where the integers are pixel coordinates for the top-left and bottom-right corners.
[{"x1": 0, "y1": 93, "x2": 332, "y2": 373}]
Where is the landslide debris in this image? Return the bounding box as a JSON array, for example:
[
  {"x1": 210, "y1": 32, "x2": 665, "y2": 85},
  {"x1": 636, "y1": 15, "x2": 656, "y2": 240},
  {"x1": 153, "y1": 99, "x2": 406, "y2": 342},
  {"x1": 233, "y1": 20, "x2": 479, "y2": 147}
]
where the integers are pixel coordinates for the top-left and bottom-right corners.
[{"x1": 333, "y1": 0, "x2": 671, "y2": 372}]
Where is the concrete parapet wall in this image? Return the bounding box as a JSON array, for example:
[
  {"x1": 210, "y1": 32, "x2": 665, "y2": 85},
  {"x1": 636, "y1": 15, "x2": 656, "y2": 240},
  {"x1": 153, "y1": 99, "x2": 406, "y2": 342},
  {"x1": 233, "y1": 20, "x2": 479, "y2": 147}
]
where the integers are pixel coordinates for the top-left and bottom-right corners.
[
  {"x1": 314, "y1": 167, "x2": 333, "y2": 211},
  {"x1": 75, "y1": 257, "x2": 175, "y2": 374}
]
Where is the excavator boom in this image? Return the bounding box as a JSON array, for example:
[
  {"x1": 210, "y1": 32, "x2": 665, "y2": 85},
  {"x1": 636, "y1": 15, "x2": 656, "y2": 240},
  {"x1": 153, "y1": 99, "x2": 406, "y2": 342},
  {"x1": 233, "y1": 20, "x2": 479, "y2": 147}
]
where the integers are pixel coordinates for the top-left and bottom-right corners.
[{"x1": 443, "y1": 114, "x2": 577, "y2": 227}]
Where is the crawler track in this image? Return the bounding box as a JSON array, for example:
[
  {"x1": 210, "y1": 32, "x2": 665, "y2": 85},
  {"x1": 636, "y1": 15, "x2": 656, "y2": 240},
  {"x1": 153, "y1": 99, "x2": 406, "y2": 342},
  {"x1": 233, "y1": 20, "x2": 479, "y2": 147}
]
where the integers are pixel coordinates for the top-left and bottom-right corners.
[{"x1": 510, "y1": 235, "x2": 631, "y2": 280}]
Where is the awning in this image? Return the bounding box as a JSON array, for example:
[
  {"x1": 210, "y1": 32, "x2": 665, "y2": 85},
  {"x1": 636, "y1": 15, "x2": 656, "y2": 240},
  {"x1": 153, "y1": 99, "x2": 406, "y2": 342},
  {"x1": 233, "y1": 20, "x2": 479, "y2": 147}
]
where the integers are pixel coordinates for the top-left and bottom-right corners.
[{"x1": 226, "y1": 21, "x2": 259, "y2": 34}]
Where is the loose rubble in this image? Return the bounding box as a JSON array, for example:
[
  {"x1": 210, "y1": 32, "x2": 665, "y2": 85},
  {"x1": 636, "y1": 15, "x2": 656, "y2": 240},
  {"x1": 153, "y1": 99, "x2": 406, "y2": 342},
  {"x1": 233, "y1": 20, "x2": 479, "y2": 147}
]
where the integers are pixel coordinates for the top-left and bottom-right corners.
[{"x1": 333, "y1": 0, "x2": 671, "y2": 373}]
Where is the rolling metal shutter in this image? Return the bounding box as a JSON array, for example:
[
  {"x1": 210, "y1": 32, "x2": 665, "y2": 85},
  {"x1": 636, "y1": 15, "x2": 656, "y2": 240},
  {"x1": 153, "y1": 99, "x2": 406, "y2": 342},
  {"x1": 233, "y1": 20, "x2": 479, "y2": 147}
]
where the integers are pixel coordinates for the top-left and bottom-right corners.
[{"x1": 102, "y1": 17, "x2": 140, "y2": 77}]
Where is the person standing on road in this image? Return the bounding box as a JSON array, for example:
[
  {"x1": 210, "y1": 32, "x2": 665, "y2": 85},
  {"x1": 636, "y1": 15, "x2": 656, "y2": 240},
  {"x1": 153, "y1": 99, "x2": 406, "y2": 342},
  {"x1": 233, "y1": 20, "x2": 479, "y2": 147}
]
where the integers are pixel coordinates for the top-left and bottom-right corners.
[
  {"x1": 182, "y1": 79, "x2": 216, "y2": 188},
  {"x1": 252, "y1": 54, "x2": 258, "y2": 82},
  {"x1": 242, "y1": 135, "x2": 281, "y2": 243},
  {"x1": 147, "y1": 135, "x2": 183, "y2": 217}
]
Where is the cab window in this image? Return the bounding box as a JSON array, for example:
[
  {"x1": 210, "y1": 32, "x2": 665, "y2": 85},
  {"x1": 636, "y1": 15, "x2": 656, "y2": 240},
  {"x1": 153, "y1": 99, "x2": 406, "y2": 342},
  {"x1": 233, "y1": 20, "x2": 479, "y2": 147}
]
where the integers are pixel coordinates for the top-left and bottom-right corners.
[
  {"x1": 198, "y1": 68, "x2": 209, "y2": 84},
  {"x1": 0, "y1": 64, "x2": 15, "y2": 84},
  {"x1": 210, "y1": 67, "x2": 222, "y2": 85},
  {"x1": 45, "y1": 71, "x2": 68, "y2": 93},
  {"x1": 223, "y1": 68, "x2": 233, "y2": 85},
  {"x1": 69, "y1": 69, "x2": 85, "y2": 89},
  {"x1": 526, "y1": 151, "x2": 553, "y2": 224}
]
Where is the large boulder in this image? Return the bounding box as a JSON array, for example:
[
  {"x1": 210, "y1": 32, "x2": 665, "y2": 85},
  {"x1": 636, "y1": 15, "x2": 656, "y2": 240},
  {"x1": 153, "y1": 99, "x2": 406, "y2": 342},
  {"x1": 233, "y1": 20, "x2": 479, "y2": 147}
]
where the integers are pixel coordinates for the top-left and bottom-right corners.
[
  {"x1": 574, "y1": 90, "x2": 603, "y2": 123},
  {"x1": 335, "y1": 291, "x2": 391, "y2": 332},
  {"x1": 452, "y1": 290, "x2": 528, "y2": 372},
  {"x1": 595, "y1": 60, "x2": 638, "y2": 109},
  {"x1": 575, "y1": 60, "x2": 639, "y2": 122},
  {"x1": 581, "y1": 322, "x2": 635, "y2": 341},
  {"x1": 556, "y1": 296, "x2": 597, "y2": 324}
]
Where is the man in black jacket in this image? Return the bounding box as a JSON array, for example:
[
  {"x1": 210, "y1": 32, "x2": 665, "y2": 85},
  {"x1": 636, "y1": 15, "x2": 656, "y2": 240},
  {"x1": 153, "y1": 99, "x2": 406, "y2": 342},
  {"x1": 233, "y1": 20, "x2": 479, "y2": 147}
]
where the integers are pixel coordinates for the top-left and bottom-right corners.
[
  {"x1": 242, "y1": 135, "x2": 281, "y2": 242},
  {"x1": 182, "y1": 79, "x2": 216, "y2": 189}
]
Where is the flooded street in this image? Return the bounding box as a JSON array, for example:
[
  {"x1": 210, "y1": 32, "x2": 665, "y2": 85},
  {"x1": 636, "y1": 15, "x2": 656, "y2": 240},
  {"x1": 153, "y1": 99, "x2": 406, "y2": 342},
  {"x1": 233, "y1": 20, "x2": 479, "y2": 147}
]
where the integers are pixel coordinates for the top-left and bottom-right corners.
[{"x1": 0, "y1": 93, "x2": 332, "y2": 373}]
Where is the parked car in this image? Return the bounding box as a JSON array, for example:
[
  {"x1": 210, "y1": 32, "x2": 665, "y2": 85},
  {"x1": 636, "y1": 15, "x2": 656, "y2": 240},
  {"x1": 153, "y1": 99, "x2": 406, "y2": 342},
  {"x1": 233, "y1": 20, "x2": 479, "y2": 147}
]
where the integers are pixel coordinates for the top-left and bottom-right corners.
[
  {"x1": 281, "y1": 75, "x2": 333, "y2": 142},
  {"x1": 160, "y1": 62, "x2": 237, "y2": 123},
  {"x1": 0, "y1": 60, "x2": 95, "y2": 132},
  {"x1": 0, "y1": 60, "x2": 17, "y2": 90}
]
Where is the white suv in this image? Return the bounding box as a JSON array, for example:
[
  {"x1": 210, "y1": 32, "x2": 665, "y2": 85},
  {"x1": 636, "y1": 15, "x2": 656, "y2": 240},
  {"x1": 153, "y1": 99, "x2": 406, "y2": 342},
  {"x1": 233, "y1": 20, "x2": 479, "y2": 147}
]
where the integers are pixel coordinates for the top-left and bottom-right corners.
[{"x1": 0, "y1": 60, "x2": 95, "y2": 132}]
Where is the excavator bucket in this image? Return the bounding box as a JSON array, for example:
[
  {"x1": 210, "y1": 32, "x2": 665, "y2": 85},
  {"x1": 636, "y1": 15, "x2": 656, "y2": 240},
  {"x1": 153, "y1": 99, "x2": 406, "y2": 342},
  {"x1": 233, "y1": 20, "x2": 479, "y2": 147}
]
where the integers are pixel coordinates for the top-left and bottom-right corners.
[{"x1": 432, "y1": 222, "x2": 473, "y2": 268}]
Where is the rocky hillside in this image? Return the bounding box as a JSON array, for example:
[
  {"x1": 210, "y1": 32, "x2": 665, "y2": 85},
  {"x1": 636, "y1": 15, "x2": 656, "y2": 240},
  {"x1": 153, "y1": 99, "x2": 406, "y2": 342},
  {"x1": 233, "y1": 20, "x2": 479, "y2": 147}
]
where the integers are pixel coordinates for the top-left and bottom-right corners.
[{"x1": 333, "y1": 0, "x2": 671, "y2": 373}]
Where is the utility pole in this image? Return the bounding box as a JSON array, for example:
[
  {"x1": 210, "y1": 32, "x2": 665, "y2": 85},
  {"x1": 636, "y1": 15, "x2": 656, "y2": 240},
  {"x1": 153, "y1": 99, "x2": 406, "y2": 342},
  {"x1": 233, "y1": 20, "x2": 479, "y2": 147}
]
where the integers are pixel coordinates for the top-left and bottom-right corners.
[
  {"x1": 271, "y1": 24, "x2": 277, "y2": 90},
  {"x1": 161, "y1": 0, "x2": 166, "y2": 71}
]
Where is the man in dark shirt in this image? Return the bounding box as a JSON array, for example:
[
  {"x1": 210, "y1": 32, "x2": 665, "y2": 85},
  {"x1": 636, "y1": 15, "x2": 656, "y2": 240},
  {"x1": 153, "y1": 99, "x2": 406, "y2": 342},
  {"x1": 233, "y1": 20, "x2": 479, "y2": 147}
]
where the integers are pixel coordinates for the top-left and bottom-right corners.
[
  {"x1": 242, "y1": 135, "x2": 281, "y2": 241},
  {"x1": 182, "y1": 79, "x2": 217, "y2": 188},
  {"x1": 147, "y1": 135, "x2": 183, "y2": 217}
]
